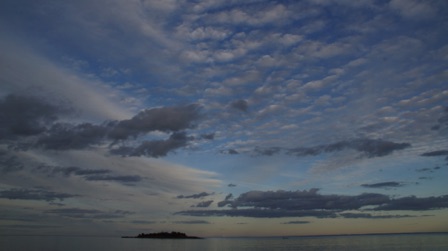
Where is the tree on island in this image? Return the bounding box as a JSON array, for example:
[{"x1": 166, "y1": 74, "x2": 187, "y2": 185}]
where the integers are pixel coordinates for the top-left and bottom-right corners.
[{"x1": 123, "y1": 231, "x2": 201, "y2": 239}]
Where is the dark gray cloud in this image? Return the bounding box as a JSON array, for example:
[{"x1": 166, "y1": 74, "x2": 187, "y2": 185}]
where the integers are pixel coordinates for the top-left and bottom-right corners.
[
  {"x1": 281, "y1": 221, "x2": 311, "y2": 224},
  {"x1": 416, "y1": 166, "x2": 443, "y2": 173},
  {"x1": 254, "y1": 139, "x2": 411, "y2": 158},
  {"x1": 422, "y1": 150, "x2": 448, "y2": 156},
  {"x1": 421, "y1": 150, "x2": 448, "y2": 157},
  {"x1": 416, "y1": 167, "x2": 433, "y2": 173},
  {"x1": 173, "y1": 220, "x2": 211, "y2": 224},
  {"x1": 0, "y1": 150, "x2": 23, "y2": 173},
  {"x1": 230, "y1": 99, "x2": 248, "y2": 112},
  {"x1": 110, "y1": 132, "x2": 192, "y2": 157},
  {"x1": 194, "y1": 200, "x2": 214, "y2": 208},
  {"x1": 0, "y1": 95, "x2": 201, "y2": 158},
  {"x1": 108, "y1": 104, "x2": 200, "y2": 141},
  {"x1": 37, "y1": 165, "x2": 140, "y2": 183},
  {"x1": 254, "y1": 146, "x2": 281, "y2": 156},
  {"x1": 45, "y1": 208, "x2": 133, "y2": 219},
  {"x1": 131, "y1": 220, "x2": 156, "y2": 224},
  {"x1": 44, "y1": 166, "x2": 111, "y2": 177},
  {"x1": 176, "y1": 209, "x2": 338, "y2": 218},
  {"x1": 361, "y1": 182, "x2": 404, "y2": 188},
  {"x1": 217, "y1": 193, "x2": 233, "y2": 207},
  {"x1": 290, "y1": 139, "x2": 411, "y2": 158},
  {"x1": 338, "y1": 213, "x2": 417, "y2": 219},
  {"x1": 432, "y1": 107, "x2": 448, "y2": 130},
  {"x1": 225, "y1": 189, "x2": 390, "y2": 211},
  {"x1": 37, "y1": 123, "x2": 106, "y2": 150},
  {"x1": 176, "y1": 189, "x2": 448, "y2": 218},
  {"x1": 3, "y1": 224, "x2": 62, "y2": 229},
  {"x1": 221, "y1": 149, "x2": 239, "y2": 155},
  {"x1": 0, "y1": 188, "x2": 77, "y2": 201},
  {"x1": 374, "y1": 195, "x2": 448, "y2": 211},
  {"x1": 0, "y1": 94, "x2": 64, "y2": 139},
  {"x1": 177, "y1": 192, "x2": 213, "y2": 199},
  {"x1": 200, "y1": 133, "x2": 215, "y2": 140},
  {"x1": 84, "y1": 175, "x2": 142, "y2": 183}
]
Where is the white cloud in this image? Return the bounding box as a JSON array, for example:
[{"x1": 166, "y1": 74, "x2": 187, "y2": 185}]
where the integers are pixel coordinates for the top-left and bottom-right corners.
[
  {"x1": 278, "y1": 34, "x2": 303, "y2": 46},
  {"x1": 189, "y1": 27, "x2": 231, "y2": 41},
  {"x1": 389, "y1": 0, "x2": 436, "y2": 19},
  {"x1": 302, "y1": 75, "x2": 338, "y2": 92},
  {"x1": 211, "y1": 4, "x2": 293, "y2": 26},
  {"x1": 0, "y1": 37, "x2": 132, "y2": 122},
  {"x1": 256, "y1": 104, "x2": 283, "y2": 118},
  {"x1": 181, "y1": 49, "x2": 210, "y2": 63},
  {"x1": 295, "y1": 40, "x2": 354, "y2": 59},
  {"x1": 204, "y1": 85, "x2": 233, "y2": 97},
  {"x1": 3, "y1": 149, "x2": 222, "y2": 213},
  {"x1": 314, "y1": 95, "x2": 332, "y2": 106}
]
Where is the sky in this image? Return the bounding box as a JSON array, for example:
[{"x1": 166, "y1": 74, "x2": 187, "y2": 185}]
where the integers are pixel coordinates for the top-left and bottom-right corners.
[{"x1": 0, "y1": 0, "x2": 448, "y2": 238}]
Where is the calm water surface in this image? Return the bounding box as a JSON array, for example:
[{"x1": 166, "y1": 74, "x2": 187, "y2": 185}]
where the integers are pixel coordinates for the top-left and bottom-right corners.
[{"x1": 1, "y1": 234, "x2": 447, "y2": 251}]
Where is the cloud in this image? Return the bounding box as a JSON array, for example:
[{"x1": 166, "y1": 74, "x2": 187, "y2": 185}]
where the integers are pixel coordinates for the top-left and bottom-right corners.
[
  {"x1": 0, "y1": 95, "x2": 64, "y2": 140},
  {"x1": 338, "y1": 213, "x2": 417, "y2": 219},
  {"x1": 176, "y1": 209, "x2": 338, "y2": 218},
  {"x1": 217, "y1": 193, "x2": 234, "y2": 207},
  {"x1": 173, "y1": 220, "x2": 210, "y2": 224},
  {"x1": 0, "y1": 38, "x2": 132, "y2": 122},
  {"x1": 37, "y1": 123, "x2": 106, "y2": 150},
  {"x1": 0, "y1": 94, "x2": 201, "y2": 157},
  {"x1": 222, "y1": 149, "x2": 239, "y2": 155},
  {"x1": 253, "y1": 139, "x2": 411, "y2": 158},
  {"x1": 375, "y1": 195, "x2": 448, "y2": 211},
  {"x1": 176, "y1": 189, "x2": 448, "y2": 218},
  {"x1": 3, "y1": 224, "x2": 62, "y2": 229},
  {"x1": 361, "y1": 182, "x2": 404, "y2": 188},
  {"x1": 389, "y1": 0, "x2": 436, "y2": 19},
  {"x1": 177, "y1": 192, "x2": 213, "y2": 199},
  {"x1": 421, "y1": 150, "x2": 448, "y2": 157},
  {"x1": 227, "y1": 189, "x2": 390, "y2": 211},
  {"x1": 230, "y1": 99, "x2": 248, "y2": 112},
  {"x1": 434, "y1": 107, "x2": 448, "y2": 129},
  {"x1": 0, "y1": 150, "x2": 23, "y2": 173},
  {"x1": 420, "y1": 150, "x2": 448, "y2": 164},
  {"x1": 200, "y1": 133, "x2": 215, "y2": 140},
  {"x1": 37, "y1": 165, "x2": 141, "y2": 183},
  {"x1": 0, "y1": 188, "x2": 77, "y2": 202},
  {"x1": 254, "y1": 147, "x2": 281, "y2": 156},
  {"x1": 45, "y1": 208, "x2": 133, "y2": 219},
  {"x1": 38, "y1": 104, "x2": 200, "y2": 151},
  {"x1": 131, "y1": 220, "x2": 156, "y2": 224},
  {"x1": 415, "y1": 166, "x2": 443, "y2": 173},
  {"x1": 46, "y1": 166, "x2": 111, "y2": 177},
  {"x1": 194, "y1": 200, "x2": 214, "y2": 208},
  {"x1": 290, "y1": 139, "x2": 411, "y2": 158},
  {"x1": 84, "y1": 175, "x2": 142, "y2": 183},
  {"x1": 110, "y1": 132, "x2": 193, "y2": 157},
  {"x1": 108, "y1": 104, "x2": 201, "y2": 141},
  {"x1": 281, "y1": 221, "x2": 311, "y2": 224}
]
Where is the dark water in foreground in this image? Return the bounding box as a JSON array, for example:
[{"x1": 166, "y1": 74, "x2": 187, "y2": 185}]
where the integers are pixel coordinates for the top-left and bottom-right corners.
[{"x1": 1, "y1": 233, "x2": 447, "y2": 251}]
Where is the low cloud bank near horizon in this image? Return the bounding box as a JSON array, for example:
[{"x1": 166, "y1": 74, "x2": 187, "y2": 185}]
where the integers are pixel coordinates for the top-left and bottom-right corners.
[{"x1": 177, "y1": 189, "x2": 448, "y2": 218}]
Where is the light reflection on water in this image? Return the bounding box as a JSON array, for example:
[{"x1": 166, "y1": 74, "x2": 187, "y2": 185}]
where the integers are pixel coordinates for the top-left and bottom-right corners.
[{"x1": 1, "y1": 234, "x2": 447, "y2": 251}]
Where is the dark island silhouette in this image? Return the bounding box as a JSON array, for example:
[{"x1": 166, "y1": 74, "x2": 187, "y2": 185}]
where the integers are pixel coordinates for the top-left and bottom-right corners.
[{"x1": 122, "y1": 231, "x2": 202, "y2": 239}]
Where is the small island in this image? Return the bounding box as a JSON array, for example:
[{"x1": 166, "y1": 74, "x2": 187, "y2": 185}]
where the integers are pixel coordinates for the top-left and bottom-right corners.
[{"x1": 122, "y1": 231, "x2": 202, "y2": 239}]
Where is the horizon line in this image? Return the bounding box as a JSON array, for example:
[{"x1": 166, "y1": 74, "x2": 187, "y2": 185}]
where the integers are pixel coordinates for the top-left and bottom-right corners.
[{"x1": 1, "y1": 231, "x2": 448, "y2": 238}]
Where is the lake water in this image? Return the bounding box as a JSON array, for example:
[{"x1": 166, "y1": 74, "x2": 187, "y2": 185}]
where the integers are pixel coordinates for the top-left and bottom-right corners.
[{"x1": 1, "y1": 233, "x2": 447, "y2": 251}]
